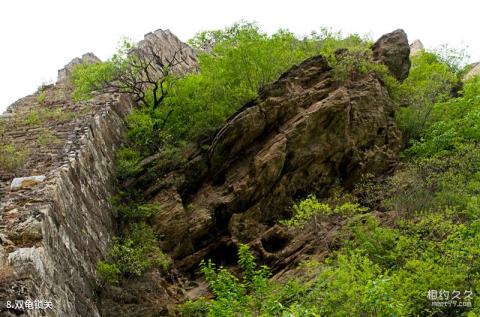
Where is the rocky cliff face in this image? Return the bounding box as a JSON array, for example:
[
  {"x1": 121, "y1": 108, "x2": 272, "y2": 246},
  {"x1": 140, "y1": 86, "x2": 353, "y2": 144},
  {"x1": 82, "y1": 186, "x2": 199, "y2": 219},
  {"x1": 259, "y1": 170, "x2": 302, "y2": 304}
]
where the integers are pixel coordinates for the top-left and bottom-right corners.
[{"x1": 133, "y1": 31, "x2": 407, "y2": 276}]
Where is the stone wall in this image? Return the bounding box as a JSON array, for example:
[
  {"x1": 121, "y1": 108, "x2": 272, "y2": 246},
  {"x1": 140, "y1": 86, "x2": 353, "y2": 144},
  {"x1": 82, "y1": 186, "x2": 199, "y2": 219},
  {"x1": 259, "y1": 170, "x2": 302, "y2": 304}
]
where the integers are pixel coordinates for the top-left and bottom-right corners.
[
  {"x1": 0, "y1": 29, "x2": 195, "y2": 316},
  {"x1": 0, "y1": 84, "x2": 133, "y2": 316}
]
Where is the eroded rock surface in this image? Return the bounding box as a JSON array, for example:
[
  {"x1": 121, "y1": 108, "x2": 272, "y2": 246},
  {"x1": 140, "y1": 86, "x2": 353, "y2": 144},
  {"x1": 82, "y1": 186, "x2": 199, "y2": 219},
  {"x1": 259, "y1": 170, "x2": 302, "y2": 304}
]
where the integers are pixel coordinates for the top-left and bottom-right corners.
[
  {"x1": 142, "y1": 34, "x2": 405, "y2": 274},
  {"x1": 372, "y1": 29, "x2": 411, "y2": 81}
]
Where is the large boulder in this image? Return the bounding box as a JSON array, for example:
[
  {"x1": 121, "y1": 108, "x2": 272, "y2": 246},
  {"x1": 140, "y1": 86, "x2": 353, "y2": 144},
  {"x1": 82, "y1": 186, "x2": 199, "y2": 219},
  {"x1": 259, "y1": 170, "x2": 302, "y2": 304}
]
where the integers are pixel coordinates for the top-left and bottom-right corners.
[
  {"x1": 372, "y1": 29, "x2": 411, "y2": 81},
  {"x1": 148, "y1": 32, "x2": 405, "y2": 262}
]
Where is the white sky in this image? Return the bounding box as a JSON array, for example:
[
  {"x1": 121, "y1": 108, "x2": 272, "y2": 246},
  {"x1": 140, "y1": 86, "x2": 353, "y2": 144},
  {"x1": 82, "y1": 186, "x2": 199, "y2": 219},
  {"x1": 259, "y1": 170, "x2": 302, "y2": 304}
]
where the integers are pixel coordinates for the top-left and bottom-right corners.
[{"x1": 0, "y1": 0, "x2": 478, "y2": 113}]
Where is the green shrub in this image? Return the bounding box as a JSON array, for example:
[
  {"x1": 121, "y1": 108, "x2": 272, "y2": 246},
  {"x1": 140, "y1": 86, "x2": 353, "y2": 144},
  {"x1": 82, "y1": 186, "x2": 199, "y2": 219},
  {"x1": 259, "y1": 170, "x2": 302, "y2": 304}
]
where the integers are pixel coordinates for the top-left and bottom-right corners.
[
  {"x1": 114, "y1": 200, "x2": 162, "y2": 222},
  {"x1": 23, "y1": 110, "x2": 40, "y2": 125},
  {"x1": 280, "y1": 195, "x2": 367, "y2": 229},
  {"x1": 71, "y1": 23, "x2": 382, "y2": 155},
  {"x1": 36, "y1": 90, "x2": 47, "y2": 104},
  {"x1": 0, "y1": 144, "x2": 28, "y2": 173},
  {"x1": 396, "y1": 51, "x2": 459, "y2": 143},
  {"x1": 161, "y1": 25, "x2": 378, "y2": 143},
  {"x1": 125, "y1": 108, "x2": 177, "y2": 155},
  {"x1": 433, "y1": 44, "x2": 470, "y2": 75},
  {"x1": 161, "y1": 24, "x2": 321, "y2": 141},
  {"x1": 181, "y1": 244, "x2": 289, "y2": 317},
  {"x1": 116, "y1": 147, "x2": 142, "y2": 177},
  {"x1": 36, "y1": 129, "x2": 60, "y2": 147},
  {"x1": 99, "y1": 222, "x2": 170, "y2": 282},
  {"x1": 97, "y1": 261, "x2": 120, "y2": 285},
  {"x1": 407, "y1": 77, "x2": 480, "y2": 157},
  {"x1": 290, "y1": 212, "x2": 480, "y2": 316},
  {"x1": 71, "y1": 60, "x2": 117, "y2": 101}
]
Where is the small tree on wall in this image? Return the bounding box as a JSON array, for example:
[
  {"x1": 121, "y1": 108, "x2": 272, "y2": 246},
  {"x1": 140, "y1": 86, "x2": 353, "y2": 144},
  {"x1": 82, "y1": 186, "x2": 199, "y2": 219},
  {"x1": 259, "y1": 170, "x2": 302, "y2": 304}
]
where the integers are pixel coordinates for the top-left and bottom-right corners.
[{"x1": 71, "y1": 39, "x2": 191, "y2": 110}]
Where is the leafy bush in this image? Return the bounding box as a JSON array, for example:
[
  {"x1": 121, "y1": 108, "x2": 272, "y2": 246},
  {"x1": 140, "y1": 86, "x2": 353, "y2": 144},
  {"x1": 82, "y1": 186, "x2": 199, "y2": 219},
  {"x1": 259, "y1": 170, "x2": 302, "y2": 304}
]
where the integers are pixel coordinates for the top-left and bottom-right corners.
[
  {"x1": 125, "y1": 108, "x2": 178, "y2": 155},
  {"x1": 280, "y1": 195, "x2": 367, "y2": 229},
  {"x1": 71, "y1": 60, "x2": 117, "y2": 101},
  {"x1": 0, "y1": 144, "x2": 28, "y2": 173},
  {"x1": 407, "y1": 87, "x2": 480, "y2": 158},
  {"x1": 97, "y1": 261, "x2": 121, "y2": 285},
  {"x1": 163, "y1": 25, "x2": 385, "y2": 144},
  {"x1": 116, "y1": 24, "x2": 375, "y2": 148},
  {"x1": 116, "y1": 147, "x2": 142, "y2": 177},
  {"x1": 72, "y1": 23, "x2": 384, "y2": 156},
  {"x1": 433, "y1": 44, "x2": 470, "y2": 75},
  {"x1": 280, "y1": 212, "x2": 480, "y2": 316},
  {"x1": 113, "y1": 194, "x2": 162, "y2": 222},
  {"x1": 36, "y1": 129, "x2": 60, "y2": 147},
  {"x1": 98, "y1": 223, "x2": 170, "y2": 283},
  {"x1": 181, "y1": 244, "x2": 302, "y2": 317},
  {"x1": 160, "y1": 24, "x2": 323, "y2": 141},
  {"x1": 36, "y1": 90, "x2": 47, "y2": 104},
  {"x1": 396, "y1": 51, "x2": 460, "y2": 143}
]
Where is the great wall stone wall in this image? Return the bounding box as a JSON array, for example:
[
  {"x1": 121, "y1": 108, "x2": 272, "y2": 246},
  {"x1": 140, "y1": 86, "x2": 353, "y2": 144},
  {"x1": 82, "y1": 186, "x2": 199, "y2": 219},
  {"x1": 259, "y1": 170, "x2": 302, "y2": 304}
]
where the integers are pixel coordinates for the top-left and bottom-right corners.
[
  {"x1": 0, "y1": 53, "x2": 132, "y2": 316},
  {"x1": 0, "y1": 28, "x2": 198, "y2": 317},
  {"x1": 0, "y1": 78, "x2": 133, "y2": 316}
]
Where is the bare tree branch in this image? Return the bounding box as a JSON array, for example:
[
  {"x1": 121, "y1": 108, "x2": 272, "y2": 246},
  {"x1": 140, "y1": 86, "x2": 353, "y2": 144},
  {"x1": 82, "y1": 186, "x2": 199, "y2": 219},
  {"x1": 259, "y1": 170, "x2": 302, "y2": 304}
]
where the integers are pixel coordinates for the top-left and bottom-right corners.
[{"x1": 91, "y1": 41, "x2": 190, "y2": 110}]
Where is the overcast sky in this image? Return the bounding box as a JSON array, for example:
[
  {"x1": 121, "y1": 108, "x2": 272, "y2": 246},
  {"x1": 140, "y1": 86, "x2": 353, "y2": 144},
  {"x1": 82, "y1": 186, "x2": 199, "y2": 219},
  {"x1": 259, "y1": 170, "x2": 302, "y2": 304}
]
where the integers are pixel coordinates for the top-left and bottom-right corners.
[{"x1": 0, "y1": 0, "x2": 477, "y2": 113}]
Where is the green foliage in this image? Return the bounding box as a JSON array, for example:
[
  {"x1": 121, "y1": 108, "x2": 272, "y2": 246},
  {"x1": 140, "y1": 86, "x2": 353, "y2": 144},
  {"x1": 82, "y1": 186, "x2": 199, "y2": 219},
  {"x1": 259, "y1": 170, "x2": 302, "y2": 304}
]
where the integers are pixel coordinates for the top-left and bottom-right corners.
[
  {"x1": 407, "y1": 77, "x2": 480, "y2": 158},
  {"x1": 125, "y1": 107, "x2": 178, "y2": 155},
  {"x1": 97, "y1": 261, "x2": 121, "y2": 285},
  {"x1": 72, "y1": 38, "x2": 176, "y2": 112},
  {"x1": 0, "y1": 144, "x2": 28, "y2": 173},
  {"x1": 71, "y1": 61, "x2": 117, "y2": 101},
  {"x1": 73, "y1": 23, "x2": 380, "y2": 158},
  {"x1": 182, "y1": 244, "x2": 302, "y2": 317},
  {"x1": 113, "y1": 194, "x2": 162, "y2": 222},
  {"x1": 36, "y1": 90, "x2": 47, "y2": 104},
  {"x1": 91, "y1": 23, "x2": 480, "y2": 316},
  {"x1": 100, "y1": 222, "x2": 170, "y2": 282},
  {"x1": 22, "y1": 110, "x2": 40, "y2": 125},
  {"x1": 71, "y1": 39, "x2": 138, "y2": 102},
  {"x1": 162, "y1": 23, "x2": 324, "y2": 141},
  {"x1": 268, "y1": 212, "x2": 479, "y2": 316},
  {"x1": 116, "y1": 147, "x2": 142, "y2": 177},
  {"x1": 154, "y1": 24, "x2": 379, "y2": 144},
  {"x1": 36, "y1": 129, "x2": 60, "y2": 147},
  {"x1": 464, "y1": 76, "x2": 480, "y2": 96},
  {"x1": 396, "y1": 51, "x2": 459, "y2": 142},
  {"x1": 280, "y1": 195, "x2": 367, "y2": 229},
  {"x1": 342, "y1": 64, "x2": 480, "y2": 315},
  {"x1": 433, "y1": 44, "x2": 470, "y2": 75}
]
